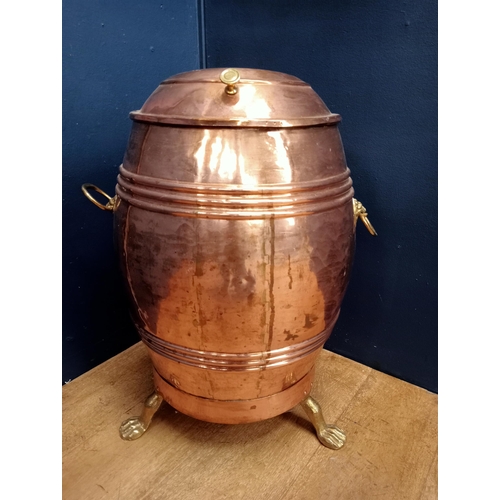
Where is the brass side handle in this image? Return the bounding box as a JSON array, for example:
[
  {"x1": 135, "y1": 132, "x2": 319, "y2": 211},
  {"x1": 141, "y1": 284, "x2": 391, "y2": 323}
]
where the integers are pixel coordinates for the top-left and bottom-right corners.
[
  {"x1": 353, "y1": 198, "x2": 377, "y2": 236},
  {"x1": 220, "y1": 68, "x2": 240, "y2": 95},
  {"x1": 81, "y1": 183, "x2": 119, "y2": 212}
]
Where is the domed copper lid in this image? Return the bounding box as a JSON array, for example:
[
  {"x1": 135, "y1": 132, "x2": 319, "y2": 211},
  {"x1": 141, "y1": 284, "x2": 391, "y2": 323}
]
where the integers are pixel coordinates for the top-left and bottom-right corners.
[{"x1": 130, "y1": 68, "x2": 340, "y2": 128}]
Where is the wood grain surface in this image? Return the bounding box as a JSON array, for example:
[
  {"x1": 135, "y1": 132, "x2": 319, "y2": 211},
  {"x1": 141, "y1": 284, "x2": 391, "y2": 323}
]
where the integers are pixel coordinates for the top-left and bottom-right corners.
[{"x1": 62, "y1": 343, "x2": 437, "y2": 499}]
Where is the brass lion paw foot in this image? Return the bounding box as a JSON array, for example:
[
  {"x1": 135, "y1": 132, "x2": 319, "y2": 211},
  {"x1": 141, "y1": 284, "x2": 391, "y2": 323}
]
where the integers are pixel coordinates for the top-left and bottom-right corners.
[
  {"x1": 316, "y1": 425, "x2": 346, "y2": 450},
  {"x1": 119, "y1": 390, "x2": 163, "y2": 441},
  {"x1": 300, "y1": 395, "x2": 346, "y2": 450}
]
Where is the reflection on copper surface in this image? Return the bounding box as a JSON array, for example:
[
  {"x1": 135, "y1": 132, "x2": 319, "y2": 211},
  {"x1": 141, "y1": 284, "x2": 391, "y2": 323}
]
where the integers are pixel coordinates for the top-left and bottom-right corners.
[
  {"x1": 234, "y1": 84, "x2": 272, "y2": 119},
  {"x1": 194, "y1": 131, "x2": 262, "y2": 186},
  {"x1": 194, "y1": 129, "x2": 293, "y2": 186},
  {"x1": 193, "y1": 130, "x2": 210, "y2": 182},
  {"x1": 267, "y1": 131, "x2": 292, "y2": 183}
]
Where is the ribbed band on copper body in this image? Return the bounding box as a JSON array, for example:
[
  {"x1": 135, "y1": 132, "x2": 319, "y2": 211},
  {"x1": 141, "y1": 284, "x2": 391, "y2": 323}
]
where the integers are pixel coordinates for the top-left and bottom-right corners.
[
  {"x1": 116, "y1": 165, "x2": 353, "y2": 219},
  {"x1": 139, "y1": 314, "x2": 338, "y2": 371}
]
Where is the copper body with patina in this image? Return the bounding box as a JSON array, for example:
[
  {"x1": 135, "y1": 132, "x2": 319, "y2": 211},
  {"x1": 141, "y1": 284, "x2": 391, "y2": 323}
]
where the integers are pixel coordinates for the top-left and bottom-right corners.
[{"x1": 112, "y1": 68, "x2": 355, "y2": 424}]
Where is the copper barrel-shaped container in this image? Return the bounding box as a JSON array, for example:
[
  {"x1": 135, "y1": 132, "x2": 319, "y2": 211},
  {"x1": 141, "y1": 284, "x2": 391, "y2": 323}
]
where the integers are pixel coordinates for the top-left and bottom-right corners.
[{"x1": 84, "y1": 68, "x2": 370, "y2": 424}]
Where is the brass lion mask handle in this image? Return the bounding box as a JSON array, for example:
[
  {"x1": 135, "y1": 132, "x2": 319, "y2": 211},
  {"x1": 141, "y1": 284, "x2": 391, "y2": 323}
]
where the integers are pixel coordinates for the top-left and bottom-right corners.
[
  {"x1": 353, "y1": 198, "x2": 378, "y2": 236},
  {"x1": 81, "y1": 183, "x2": 119, "y2": 212}
]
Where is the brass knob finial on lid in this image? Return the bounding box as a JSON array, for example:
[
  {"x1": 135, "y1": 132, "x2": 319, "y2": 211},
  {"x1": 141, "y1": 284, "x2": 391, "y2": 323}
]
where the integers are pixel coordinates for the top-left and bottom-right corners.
[{"x1": 220, "y1": 68, "x2": 240, "y2": 95}]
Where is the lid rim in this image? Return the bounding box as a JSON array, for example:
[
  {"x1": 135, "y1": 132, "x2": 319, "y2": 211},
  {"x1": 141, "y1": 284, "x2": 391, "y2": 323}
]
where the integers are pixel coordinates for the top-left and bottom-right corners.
[{"x1": 129, "y1": 111, "x2": 341, "y2": 128}]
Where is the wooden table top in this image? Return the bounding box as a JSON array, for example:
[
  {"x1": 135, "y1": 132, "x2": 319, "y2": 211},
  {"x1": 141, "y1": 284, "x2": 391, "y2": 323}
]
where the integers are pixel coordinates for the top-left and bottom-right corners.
[{"x1": 63, "y1": 343, "x2": 437, "y2": 499}]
